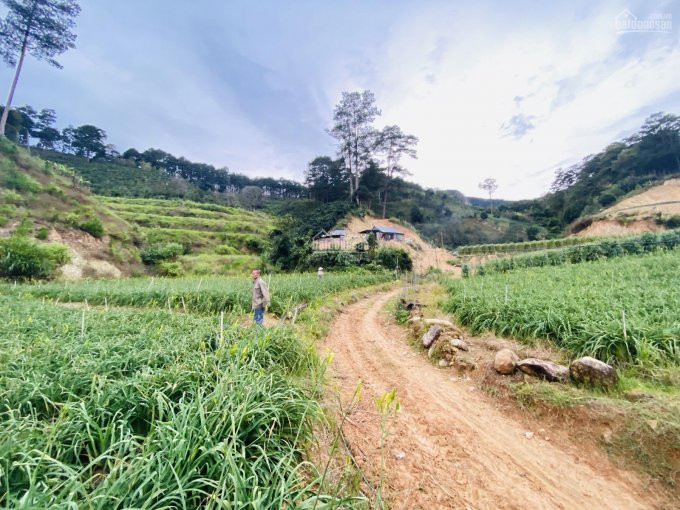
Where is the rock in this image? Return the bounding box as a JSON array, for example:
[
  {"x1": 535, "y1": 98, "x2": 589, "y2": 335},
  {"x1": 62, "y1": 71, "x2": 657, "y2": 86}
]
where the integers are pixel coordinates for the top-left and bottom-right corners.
[
  {"x1": 494, "y1": 348, "x2": 519, "y2": 375},
  {"x1": 647, "y1": 419, "x2": 658, "y2": 431},
  {"x1": 602, "y1": 429, "x2": 613, "y2": 444},
  {"x1": 427, "y1": 345, "x2": 436, "y2": 358},
  {"x1": 438, "y1": 359, "x2": 450, "y2": 368},
  {"x1": 452, "y1": 354, "x2": 477, "y2": 372},
  {"x1": 517, "y1": 358, "x2": 569, "y2": 383},
  {"x1": 422, "y1": 326, "x2": 442, "y2": 348},
  {"x1": 449, "y1": 338, "x2": 469, "y2": 351},
  {"x1": 569, "y1": 357, "x2": 618, "y2": 388},
  {"x1": 407, "y1": 316, "x2": 423, "y2": 323},
  {"x1": 423, "y1": 318, "x2": 455, "y2": 328},
  {"x1": 524, "y1": 431, "x2": 534, "y2": 440}
]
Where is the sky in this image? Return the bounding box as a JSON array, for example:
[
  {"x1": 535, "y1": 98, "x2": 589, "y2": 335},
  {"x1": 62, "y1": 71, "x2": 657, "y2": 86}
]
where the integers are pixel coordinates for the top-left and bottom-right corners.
[{"x1": 1, "y1": 0, "x2": 679, "y2": 199}]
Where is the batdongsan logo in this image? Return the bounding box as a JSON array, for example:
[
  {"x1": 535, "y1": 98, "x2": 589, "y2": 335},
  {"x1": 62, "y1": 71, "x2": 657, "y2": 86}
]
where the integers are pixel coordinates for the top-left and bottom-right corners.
[{"x1": 615, "y1": 9, "x2": 672, "y2": 33}]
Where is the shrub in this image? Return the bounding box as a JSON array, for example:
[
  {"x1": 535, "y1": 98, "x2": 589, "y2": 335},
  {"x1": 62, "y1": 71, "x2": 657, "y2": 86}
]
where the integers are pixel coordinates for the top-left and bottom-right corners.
[
  {"x1": 214, "y1": 244, "x2": 238, "y2": 255},
  {"x1": 598, "y1": 193, "x2": 617, "y2": 207},
  {"x1": 79, "y1": 217, "x2": 105, "y2": 239},
  {"x1": 141, "y1": 242, "x2": 184, "y2": 265},
  {"x1": 243, "y1": 235, "x2": 265, "y2": 254},
  {"x1": 156, "y1": 260, "x2": 185, "y2": 277},
  {"x1": 375, "y1": 247, "x2": 413, "y2": 271},
  {"x1": 2, "y1": 189, "x2": 21, "y2": 203},
  {"x1": 35, "y1": 227, "x2": 49, "y2": 240},
  {"x1": 0, "y1": 236, "x2": 69, "y2": 279},
  {"x1": 2, "y1": 170, "x2": 42, "y2": 193}
]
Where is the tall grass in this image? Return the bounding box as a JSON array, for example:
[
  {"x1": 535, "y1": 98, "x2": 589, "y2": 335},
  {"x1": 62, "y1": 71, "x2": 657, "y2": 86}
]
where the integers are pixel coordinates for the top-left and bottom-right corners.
[
  {"x1": 445, "y1": 249, "x2": 680, "y2": 364},
  {"x1": 7, "y1": 272, "x2": 395, "y2": 316},
  {"x1": 0, "y1": 295, "x2": 354, "y2": 507}
]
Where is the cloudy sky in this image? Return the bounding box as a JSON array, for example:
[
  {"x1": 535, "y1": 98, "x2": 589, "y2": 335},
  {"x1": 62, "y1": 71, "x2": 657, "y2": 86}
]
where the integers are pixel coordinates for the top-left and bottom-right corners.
[{"x1": 2, "y1": 0, "x2": 679, "y2": 199}]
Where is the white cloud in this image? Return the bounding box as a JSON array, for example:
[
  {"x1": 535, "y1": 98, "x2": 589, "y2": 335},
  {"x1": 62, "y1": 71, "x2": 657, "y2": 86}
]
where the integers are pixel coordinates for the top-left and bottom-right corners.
[{"x1": 366, "y1": 3, "x2": 680, "y2": 199}]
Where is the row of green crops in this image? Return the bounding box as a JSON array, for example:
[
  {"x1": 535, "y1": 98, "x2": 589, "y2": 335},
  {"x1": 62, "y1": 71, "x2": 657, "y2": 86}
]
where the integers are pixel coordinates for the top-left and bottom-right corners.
[
  {"x1": 445, "y1": 249, "x2": 680, "y2": 364},
  {"x1": 457, "y1": 234, "x2": 604, "y2": 255},
  {"x1": 0, "y1": 294, "x2": 355, "y2": 507},
  {"x1": 472, "y1": 230, "x2": 680, "y2": 276},
  {"x1": 6, "y1": 271, "x2": 395, "y2": 316}
]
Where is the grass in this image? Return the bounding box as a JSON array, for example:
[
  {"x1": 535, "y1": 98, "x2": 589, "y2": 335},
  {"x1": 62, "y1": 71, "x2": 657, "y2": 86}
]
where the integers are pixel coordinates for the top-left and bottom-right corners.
[
  {"x1": 0, "y1": 292, "x2": 354, "y2": 507},
  {"x1": 8, "y1": 272, "x2": 396, "y2": 316},
  {"x1": 445, "y1": 249, "x2": 680, "y2": 364},
  {"x1": 0, "y1": 269, "x2": 391, "y2": 506}
]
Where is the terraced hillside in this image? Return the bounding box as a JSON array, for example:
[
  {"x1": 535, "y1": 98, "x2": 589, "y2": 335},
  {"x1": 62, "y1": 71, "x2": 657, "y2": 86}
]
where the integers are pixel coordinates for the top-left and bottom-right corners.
[{"x1": 102, "y1": 197, "x2": 274, "y2": 276}]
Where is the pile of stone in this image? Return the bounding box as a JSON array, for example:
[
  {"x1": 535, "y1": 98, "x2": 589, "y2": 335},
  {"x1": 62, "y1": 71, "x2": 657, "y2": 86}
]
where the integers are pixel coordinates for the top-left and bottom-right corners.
[
  {"x1": 493, "y1": 349, "x2": 618, "y2": 388},
  {"x1": 413, "y1": 317, "x2": 477, "y2": 370}
]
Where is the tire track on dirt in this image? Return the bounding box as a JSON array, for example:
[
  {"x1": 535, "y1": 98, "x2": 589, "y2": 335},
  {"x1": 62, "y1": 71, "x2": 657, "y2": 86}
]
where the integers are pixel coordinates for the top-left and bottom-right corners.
[{"x1": 322, "y1": 288, "x2": 658, "y2": 509}]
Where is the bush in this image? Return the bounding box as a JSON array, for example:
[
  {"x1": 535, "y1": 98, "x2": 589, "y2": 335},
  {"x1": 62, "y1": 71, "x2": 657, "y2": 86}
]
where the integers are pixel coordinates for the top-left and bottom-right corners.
[
  {"x1": 2, "y1": 170, "x2": 42, "y2": 193},
  {"x1": 0, "y1": 236, "x2": 70, "y2": 279},
  {"x1": 243, "y1": 235, "x2": 265, "y2": 254},
  {"x1": 35, "y1": 226, "x2": 49, "y2": 240},
  {"x1": 141, "y1": 242, "x2": 184, "y2": 265},
  {"x1": 214, "y1": 244, "x2": 238, "y2": 255},
  {"x1": 598, "y1": 193, "x2": 617, "y2": 207},
  {"x1": 375, "y1": 247, "x2": 412, "y2": 271},
  {"x1": 79, "y1": 218, "x2": 105, "y2": 239},
  {"x1": 156, "y1": 260, "x2": 185, "y2": 277}
]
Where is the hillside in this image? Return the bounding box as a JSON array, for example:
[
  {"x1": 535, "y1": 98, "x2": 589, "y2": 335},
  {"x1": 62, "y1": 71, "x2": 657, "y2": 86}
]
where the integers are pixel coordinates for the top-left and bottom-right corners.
[
  {"x1": 575, "y1": 178, "x2": 680, "y2": 237},
  {"x1": 35, "y1": 149, "x2": 213, "y2": 201},
  {"x1": 0, "y1": 142, "x2": 276, "y2": 279},
  {"x1": 0, "y1": 139, "x2": 142, "y2": 278},
  {"x1": 103, "y1": 196, "x2": 273, "y2": 276},
  {"x1": 340, "y1": 215, "x2": 457, "y2": 273}
]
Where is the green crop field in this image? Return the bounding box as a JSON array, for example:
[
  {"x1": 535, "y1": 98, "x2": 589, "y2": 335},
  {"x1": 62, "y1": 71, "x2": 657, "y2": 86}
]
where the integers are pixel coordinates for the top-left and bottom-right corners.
[
  {"x1": 0, "y1": 294, "x2": 344, "y2": 507},
  {"x1": 445, "y1": 249, "x2": 680, "y2": 364},
  {"x1": 0, "y1": 268, "x2": 392, "y2": 506},
  {"x1": 9, "y1": 271, "x2": 395, "y2": 316}
]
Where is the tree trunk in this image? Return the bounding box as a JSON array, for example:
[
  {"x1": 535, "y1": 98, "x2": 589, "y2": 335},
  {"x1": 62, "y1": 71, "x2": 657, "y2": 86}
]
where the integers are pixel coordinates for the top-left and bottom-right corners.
[
  {"x1": 0, "y1": 44, "x2": 28, "y2": 138},
  {"x1": 382, "y1": 189, "x2": 388, "y2": 218}
]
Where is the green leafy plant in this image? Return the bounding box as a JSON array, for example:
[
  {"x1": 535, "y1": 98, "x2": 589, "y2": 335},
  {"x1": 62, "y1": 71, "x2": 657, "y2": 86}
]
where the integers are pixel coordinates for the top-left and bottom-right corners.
[{"x1": 0, "y1": 236, "x2": 69, "y2": 279}]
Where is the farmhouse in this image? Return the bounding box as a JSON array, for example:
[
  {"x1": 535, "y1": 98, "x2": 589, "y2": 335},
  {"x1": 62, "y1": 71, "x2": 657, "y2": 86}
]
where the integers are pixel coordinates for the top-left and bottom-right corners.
[
  {"x1": 359, "y1": 225, "x2": 405, "y2": 242},
  {"x1": 312, "y1": 229, "x2": 346, "y2": 250}
]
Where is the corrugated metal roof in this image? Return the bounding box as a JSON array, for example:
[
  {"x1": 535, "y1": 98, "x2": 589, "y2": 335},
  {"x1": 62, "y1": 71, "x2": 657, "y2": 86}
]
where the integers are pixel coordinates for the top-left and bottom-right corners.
[
  {"x1": 328, "y1": 229, "x2": 346, "y2": 236},
  {"x1": 359, "y1": 225, "x2": 404, "y2": 235}
]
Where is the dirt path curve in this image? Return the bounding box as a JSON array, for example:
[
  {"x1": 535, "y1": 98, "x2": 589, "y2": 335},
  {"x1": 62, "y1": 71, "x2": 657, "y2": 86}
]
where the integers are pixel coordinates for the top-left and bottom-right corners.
[{"x1": 322, "y1": 288, "x2": 657, "y2": 510}]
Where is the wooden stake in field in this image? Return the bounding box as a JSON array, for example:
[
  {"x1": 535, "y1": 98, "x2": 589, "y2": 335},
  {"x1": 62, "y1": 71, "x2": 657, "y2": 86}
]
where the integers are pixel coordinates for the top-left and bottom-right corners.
[
  {"x1": 219, "y1": 311, "x2": 225, "y2": 348},
  {"x1": 622, "y1": 309, "x2": 627, "y2": 342},
  {"x1": 80, "y1": 309, "x2": 85, "y2": 340},
  {"x1": 181, "y1": 296, "x2": 187, "y2": 313}
]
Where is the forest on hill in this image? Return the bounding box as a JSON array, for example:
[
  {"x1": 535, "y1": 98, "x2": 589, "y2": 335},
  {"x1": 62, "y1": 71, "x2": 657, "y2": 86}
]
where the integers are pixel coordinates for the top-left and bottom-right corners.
[{"x1": 2, "y1": 99, "x2": 679, "y2": 249}]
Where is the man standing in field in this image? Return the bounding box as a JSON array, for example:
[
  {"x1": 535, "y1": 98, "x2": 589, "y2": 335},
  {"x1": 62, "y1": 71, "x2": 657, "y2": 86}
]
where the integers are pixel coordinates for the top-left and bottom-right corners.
[{"x1": 251, "y1": 269, "x2": 269, "y2": 326}]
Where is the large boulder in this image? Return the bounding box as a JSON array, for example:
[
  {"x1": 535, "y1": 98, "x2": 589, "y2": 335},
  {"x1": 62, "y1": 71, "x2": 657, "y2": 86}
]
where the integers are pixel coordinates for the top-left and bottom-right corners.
[
  {"x1": 494, "y1": 348, "x2": 519, "y2": 375},
  {"x1": 422, "y1": 326, "x2": 442, "y2": 348},
  {"x1": 517, "y1": 358, "x2": 569, "y2": 383},
  {"x1": 570, "y1": 357, "x2": 618, "y2": 388}
]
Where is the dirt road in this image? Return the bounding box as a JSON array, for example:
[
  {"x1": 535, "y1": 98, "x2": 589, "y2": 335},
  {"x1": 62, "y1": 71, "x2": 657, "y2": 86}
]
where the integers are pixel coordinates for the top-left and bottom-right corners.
[{"x1": 322, "y1": 289, "x2": 657, "y2": 509}]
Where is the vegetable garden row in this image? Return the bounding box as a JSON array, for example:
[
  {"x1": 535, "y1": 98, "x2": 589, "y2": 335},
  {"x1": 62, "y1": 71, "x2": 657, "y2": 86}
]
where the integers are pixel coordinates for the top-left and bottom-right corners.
[
  {"x1": 7, "y1": 271, "x2": 395, "y2": 316},
  {"x1": 468, "y1": 230, "x2": 680, "y2": 276},
  {"x1": 446, "y1": 249, "x2": 680, "y2": 364}
]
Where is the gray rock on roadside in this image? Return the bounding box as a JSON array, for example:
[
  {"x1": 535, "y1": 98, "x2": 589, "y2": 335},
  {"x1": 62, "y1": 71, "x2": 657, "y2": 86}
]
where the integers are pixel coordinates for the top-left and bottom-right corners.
[
  {"x1": 423, "y1": 318, "x2": 455, "y2": 328},
  {"x1": 570, "y1": 356, "x2": 618, "y2": 388},
  {"x1": 494, "y1": 348, "x2": 519, "y2": 375},
  {"x1": 517, "y1": 358, "x2": 569, "y2": 383},
  {"x1": 422, "y1": 326, "x2": 442, "y2": 348},
  {"x1": 449, "y1": 338, "x2": 469, "y2": 351}
]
